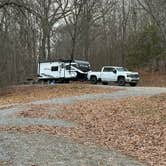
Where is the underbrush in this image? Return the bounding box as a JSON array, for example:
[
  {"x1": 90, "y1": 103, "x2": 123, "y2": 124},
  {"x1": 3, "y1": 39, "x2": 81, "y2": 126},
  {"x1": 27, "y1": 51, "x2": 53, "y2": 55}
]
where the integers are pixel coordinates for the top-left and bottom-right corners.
[{"x1": 138, "y1": 70, "x2": 166, "y2": 87}]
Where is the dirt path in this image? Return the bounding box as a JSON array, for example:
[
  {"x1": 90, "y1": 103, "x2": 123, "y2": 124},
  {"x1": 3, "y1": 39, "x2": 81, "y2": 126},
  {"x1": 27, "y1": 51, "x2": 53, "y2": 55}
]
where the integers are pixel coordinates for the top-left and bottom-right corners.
[{"x1": 0, "y1": 86, "x2": 166, "y2": 166}]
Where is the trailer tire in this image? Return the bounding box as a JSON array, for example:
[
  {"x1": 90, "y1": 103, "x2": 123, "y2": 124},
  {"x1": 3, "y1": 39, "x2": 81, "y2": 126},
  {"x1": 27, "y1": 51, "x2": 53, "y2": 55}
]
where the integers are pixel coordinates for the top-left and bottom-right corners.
[{"x1": 90, "y1": 76, "x2": 97, "y2": 84}]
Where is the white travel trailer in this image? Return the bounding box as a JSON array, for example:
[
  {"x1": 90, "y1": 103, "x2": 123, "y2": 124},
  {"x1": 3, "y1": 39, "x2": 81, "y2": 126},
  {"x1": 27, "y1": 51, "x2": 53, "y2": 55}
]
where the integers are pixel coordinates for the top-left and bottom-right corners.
[{"x1": 37, "y1": 59, "x2": 91, "y2": 83}]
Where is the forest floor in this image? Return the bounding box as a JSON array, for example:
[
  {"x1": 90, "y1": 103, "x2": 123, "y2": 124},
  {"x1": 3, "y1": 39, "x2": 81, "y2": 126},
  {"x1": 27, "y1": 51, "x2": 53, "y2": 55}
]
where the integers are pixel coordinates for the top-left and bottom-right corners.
[
  {"x1": 0, "y1": 84, "x2": 166, "y2": 165},
  {"x1": 137, "y1": 70, "x2": 166, "y2": 87},
  {"x1": 0, "y1": 84, "x2": 117, "y2": 107}
]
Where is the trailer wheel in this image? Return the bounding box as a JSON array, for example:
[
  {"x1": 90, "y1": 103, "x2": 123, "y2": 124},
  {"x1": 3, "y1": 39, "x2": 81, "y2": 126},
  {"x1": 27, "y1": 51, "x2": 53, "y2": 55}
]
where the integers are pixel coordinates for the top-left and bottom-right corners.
[{"x1": 90, "y1": 76, "x2": 97, "y2": 84}]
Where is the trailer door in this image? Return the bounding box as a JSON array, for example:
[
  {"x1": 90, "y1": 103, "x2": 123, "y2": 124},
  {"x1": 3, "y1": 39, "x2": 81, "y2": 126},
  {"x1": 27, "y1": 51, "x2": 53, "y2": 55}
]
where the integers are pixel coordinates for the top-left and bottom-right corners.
[{"x1": 59, "y1": 63, "x2": 65, "y2": 78}]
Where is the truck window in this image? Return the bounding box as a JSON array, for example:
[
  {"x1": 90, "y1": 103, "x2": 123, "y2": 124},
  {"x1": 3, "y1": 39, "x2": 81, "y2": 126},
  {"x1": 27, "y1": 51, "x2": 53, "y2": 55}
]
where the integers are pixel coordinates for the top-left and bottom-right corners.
[
  {"x1": 116, "y1": 67, "x2": 128, "y2": 72},
  {"x1": 103, "y1": 67, "x2": 114, "y2": 72},
  {"x1": 51, "y1": 66, "x2": 58, "y2": 71}
]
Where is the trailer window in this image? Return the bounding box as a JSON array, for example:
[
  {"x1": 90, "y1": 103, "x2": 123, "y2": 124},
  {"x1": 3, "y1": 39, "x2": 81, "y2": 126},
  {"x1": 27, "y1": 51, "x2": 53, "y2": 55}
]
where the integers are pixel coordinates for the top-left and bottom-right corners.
[{"x1": 51, "y1": 66, "x2": 58, "y2": 71}]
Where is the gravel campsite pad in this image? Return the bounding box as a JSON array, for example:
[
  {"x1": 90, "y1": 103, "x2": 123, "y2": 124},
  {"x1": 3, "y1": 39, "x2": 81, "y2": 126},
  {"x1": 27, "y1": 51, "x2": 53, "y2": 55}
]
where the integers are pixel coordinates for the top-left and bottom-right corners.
[{"x1": 0, "y1": 85, "x2": 166, "y2": 166}]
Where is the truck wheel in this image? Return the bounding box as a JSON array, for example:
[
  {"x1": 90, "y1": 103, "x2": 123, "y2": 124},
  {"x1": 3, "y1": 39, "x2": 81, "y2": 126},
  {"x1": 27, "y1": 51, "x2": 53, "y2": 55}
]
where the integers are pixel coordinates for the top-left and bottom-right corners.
[
  {"x1": 129, "y1": 83, "x2": 137, "y2": 87},
  {"x1": 90, "y1": 76, "x2": 97, "y2": 84},
  {"x1": 118, "y1": 77, "x2": 126, "y2": 86}
]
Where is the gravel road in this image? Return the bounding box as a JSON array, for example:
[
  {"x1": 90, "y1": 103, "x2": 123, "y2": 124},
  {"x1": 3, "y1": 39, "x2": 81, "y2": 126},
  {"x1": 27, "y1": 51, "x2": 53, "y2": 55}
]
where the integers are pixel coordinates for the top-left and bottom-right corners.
[
  {"x1": 0, "y1": 86, "x2": 166, "y2": 166},
  {"x1": 0, "y1": 132, "x2": 143, "y2": 166}
]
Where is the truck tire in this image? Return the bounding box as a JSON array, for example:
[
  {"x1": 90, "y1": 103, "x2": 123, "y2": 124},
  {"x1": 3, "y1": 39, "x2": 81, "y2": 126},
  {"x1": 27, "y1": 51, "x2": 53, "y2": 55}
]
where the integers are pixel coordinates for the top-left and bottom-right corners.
[
  {"x1": 90, "y1": 76, "x2": 97, "y2": 84},
  {"x1": 118, "y1": 77, "x2": 126, "y2": 86},
  {"x1": 129, "y1": 83, "x2": 137, "y2": 87}
]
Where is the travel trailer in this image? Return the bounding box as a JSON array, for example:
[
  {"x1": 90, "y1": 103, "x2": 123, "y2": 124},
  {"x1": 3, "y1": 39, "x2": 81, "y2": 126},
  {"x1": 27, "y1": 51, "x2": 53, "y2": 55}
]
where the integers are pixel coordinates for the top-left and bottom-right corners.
[{"x1": 37, "y1": 59, "x2": 91, "y2": 83}]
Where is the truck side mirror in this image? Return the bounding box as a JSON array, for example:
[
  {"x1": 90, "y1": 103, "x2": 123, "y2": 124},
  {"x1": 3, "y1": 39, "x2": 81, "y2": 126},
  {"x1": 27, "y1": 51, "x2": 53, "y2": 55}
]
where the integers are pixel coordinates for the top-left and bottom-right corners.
[{"x1": 113, "y1": 69, "x2": 117, "y2": 74}]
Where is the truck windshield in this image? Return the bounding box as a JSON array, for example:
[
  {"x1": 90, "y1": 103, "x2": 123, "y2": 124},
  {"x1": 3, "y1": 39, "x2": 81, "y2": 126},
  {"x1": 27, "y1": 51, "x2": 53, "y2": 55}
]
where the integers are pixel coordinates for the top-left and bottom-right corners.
[{"x1": 116, "y1": 67, "x2": 128, "y2": 72}]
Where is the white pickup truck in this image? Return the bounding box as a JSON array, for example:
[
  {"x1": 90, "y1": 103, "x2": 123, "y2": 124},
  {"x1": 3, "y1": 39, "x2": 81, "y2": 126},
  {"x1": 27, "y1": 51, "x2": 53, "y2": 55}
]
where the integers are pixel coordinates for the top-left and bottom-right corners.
[{"x1": 87, "y1": 66, "x2": 140, "y2": 86}]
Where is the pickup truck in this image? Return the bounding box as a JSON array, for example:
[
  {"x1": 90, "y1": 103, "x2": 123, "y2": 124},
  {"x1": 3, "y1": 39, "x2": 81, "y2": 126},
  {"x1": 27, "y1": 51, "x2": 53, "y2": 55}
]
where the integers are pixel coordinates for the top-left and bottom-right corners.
[{"x1": 87, "y1": 66, "x2": 140, "y2": 86}]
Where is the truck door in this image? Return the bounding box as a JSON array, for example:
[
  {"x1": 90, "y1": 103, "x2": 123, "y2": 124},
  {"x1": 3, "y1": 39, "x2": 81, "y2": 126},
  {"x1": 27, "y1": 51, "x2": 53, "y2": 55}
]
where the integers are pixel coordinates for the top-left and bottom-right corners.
[{"x1": 101, "y1": 67, "x2": 117, "y2": 82}]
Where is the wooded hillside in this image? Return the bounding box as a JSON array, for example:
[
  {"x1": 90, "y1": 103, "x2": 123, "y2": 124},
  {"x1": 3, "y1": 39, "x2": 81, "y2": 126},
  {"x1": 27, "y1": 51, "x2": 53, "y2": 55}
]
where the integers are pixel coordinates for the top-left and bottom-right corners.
[{"x1": 0, "y1": 0, "x2": 166, "y2": 86}]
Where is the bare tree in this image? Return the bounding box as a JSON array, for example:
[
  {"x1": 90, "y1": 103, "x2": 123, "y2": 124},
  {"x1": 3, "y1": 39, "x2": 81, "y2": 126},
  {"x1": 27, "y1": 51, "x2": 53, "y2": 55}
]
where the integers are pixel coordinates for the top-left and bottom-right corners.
[
  {"x1": 60, "y1": 0, "x2": 84, "y2": 60},
  {"x1": 0, "y1": 0, "x2": 166, "y2": 87},
  {"x1": 137, "y1": 0, "x2": 166, "y2": 43}
]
